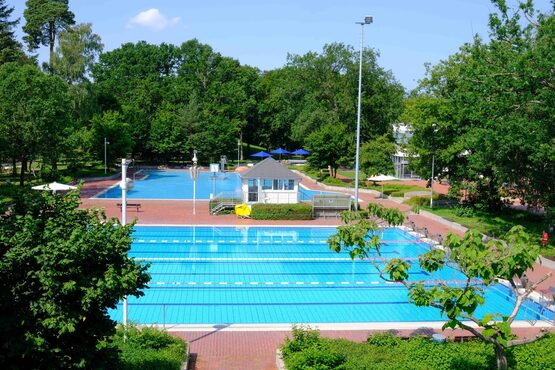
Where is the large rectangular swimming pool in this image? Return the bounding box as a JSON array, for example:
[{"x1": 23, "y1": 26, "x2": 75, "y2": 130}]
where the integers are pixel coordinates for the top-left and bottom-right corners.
[{"x1": 110, "y1": 226, "x2": 553, "y2": 325}]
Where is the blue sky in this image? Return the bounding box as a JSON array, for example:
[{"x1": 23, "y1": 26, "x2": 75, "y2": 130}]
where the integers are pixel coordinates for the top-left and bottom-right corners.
[{"x1": 10, "y1": 0, "x2": 553, "y2": 90}]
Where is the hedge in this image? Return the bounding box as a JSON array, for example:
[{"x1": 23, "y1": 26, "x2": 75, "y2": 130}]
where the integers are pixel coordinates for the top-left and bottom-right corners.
[
  {"x1": 281, "y1": 326, "x2": 555, "y2": 370},
  {"x1": 251, "y1": 203, "x2": 312, "y2": 220},
  {"x1": 111, "y1": 326, "x2": 188, "y2": 370}
]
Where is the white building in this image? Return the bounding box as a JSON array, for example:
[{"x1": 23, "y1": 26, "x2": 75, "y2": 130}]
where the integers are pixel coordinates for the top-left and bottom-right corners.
[
  {"x1": 239, "y1": 157, "x2": 301, "y2": 204},
  {"x1": 392, "y1": 123, "x2": 419, "y2": 179}
]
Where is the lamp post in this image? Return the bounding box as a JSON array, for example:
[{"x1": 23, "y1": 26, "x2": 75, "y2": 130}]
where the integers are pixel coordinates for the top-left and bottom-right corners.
[
  {"x1": 429, "y1": 123, "x2": 438, "y2": 208},
  {"x1": 104, "y1": 137, "x2": 110, "y2": 174},
  {"x1": 354, "y1": 15, "x2": 373, "y2": 210},
  {"x1": 120, "y1": 158, "x2": 133, "y2": 328},
  {"x1": 237, "y1": 139, "x2": 241, "y2": 168},
  {"x1": 189, "y1": 150, "x2": 199, "y2": 215},
  {"x1": 430, "y1": 154, "x2": 435, "y2": 208}
]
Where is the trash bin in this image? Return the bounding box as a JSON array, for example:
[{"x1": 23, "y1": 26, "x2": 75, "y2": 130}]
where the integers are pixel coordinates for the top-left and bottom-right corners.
[{"x1": 432, "y1": 334, "x2": 446, "y2": 343}]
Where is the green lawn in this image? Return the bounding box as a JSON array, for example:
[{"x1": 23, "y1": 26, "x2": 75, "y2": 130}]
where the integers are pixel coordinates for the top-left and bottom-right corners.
[{"x1": 404, "y1": 197, "x2": 555, "y2": 255}]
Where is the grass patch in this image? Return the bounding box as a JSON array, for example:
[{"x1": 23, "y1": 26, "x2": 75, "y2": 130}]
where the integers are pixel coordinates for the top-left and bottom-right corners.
[
  {"x1": 365, "y1": 183, "x2": 428, "y2": 196},
  {"x1": 404, "y1": 196, "x2": 554, "y2": 253},
  {"x1": 112, "y1": 326, "x2": 187, "y2": 370},
  {"x1": 282, "y1": 327, "x2": 555, "y2": 370}
]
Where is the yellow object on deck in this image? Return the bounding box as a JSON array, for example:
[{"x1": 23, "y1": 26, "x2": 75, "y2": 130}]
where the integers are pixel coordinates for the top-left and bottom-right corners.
[{"x1": 235, "y1": 203, "x2": 251, "y2": 218}]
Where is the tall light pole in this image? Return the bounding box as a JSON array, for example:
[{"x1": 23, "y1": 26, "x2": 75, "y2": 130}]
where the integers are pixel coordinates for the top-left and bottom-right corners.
[
  {"x1": 120, "y1": 158, "x2": 132, "y2": 328},
  {"x1": 430, "y1": 154, "x2": 435, "y2": 208},
  {"x1": 189, "y1": 150, "x2": 199, "y2": 215},
  {"x1": 104, "y1": 137, "x2": 110, "y2": 174},
  {"x1": 237, "y1": 139, "x2": 241, "y2": 168},
  {"x1": 430, "y1": 123, "x2": 438, "y2": 208},
  {"x1": 354, "y1": 15, "x2": 373, "y2": 210}
]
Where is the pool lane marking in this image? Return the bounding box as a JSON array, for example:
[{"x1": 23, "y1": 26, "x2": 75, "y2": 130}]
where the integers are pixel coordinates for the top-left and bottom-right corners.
[
  {"x1": 152, "y1": 281, "x2": 384, "y2": 286},
  {"x1": 138, "y1": 257, "x2": 353, "y2": 261}
]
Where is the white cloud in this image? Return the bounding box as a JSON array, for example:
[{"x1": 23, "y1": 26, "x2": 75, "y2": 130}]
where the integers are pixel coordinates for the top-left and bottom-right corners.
[{"x1": 127, "y1": 8, "x2": 180, "y2": 31}]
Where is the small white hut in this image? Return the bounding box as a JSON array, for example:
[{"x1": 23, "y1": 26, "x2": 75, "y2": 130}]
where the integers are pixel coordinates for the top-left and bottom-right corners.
[{"x1": 239, "y1": 157, "x2": 301, "y2": 204}]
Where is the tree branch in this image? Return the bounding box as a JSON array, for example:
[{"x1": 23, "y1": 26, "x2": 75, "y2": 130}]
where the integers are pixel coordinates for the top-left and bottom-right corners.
[{"x1": 508, "y1": 330, "x2": 548, "y2": 347}]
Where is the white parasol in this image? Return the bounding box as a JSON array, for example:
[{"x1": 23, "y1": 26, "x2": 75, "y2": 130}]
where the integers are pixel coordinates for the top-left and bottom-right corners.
[
  {"x1": 366, "y1": 174, "x2": 397, "y2": 198},
  {"x1": 32, "y1": 182, "x2": 77, "y2": 193}
]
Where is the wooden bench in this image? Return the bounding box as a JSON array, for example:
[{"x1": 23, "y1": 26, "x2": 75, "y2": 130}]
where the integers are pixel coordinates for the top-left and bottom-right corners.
[{"x1": 117, "y1": 203, "x2": 142, "y2": 212}]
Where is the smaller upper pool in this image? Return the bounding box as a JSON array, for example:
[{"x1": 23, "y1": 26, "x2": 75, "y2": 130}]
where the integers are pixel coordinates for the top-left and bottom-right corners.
[
  {"x1": 96, "y1": 170, "x2": 242, "y2": 200},
  {"x1": 96, "y1": 170, "x2": 346, "y2": 200}
]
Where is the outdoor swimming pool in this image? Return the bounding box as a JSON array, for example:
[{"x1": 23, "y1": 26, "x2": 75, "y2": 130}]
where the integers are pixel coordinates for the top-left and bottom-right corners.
[
  {"x1": 96, "y1": 170, "x2": 242, "y2": 199},
  {"x1": 95, "y1": 170, "x2": 338, "y2": 200},
  {"x1": 110, "y1": 226, "x2": 553, "y2": 325}
]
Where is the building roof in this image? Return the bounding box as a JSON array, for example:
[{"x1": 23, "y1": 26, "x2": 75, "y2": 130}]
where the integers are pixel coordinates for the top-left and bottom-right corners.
[{"x1": 240, "y1": 157, "x2": 301, "y2": 180}]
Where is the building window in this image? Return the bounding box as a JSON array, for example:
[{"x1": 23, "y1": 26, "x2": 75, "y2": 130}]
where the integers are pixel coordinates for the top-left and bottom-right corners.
[
  {"x1": 262, "y1": 179, "x2": 272, "y2": 190},
  {"x1": 284, "y1": 179, "x2": 295, "y2": 190},
  {"x1": 273, "y1": 179, "x2": 283, "y2": 190}
]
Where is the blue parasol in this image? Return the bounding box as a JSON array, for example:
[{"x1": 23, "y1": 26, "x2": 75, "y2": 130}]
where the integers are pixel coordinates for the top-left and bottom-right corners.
[
  {"x1": 250, "y1": 151, "x2": 272, "y2": 158},
  {"x1": 291, "y1": 149, "x2": 311, "y2": 155},
  {"x1": 270, "y1": 148, "x2": 291, "y2": 155}
]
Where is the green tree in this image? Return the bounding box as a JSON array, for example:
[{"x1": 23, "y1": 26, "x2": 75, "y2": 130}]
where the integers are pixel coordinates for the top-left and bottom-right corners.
[
  {"x1": 360, "y1": 134, "x2": 396, "y2": 177},
  {"x1": 329, "y1": 205, "x2": 552, "y2": 370},
  {"x1": 23, "y1": 0, "x2": 75, "y2": 67},
  {"x1": 306, "y1": 123, "x2": 351, "y2": 177},
  {"x1": 50, "y1": 22, "x2": 103, "y2": 84},
  {"x1": 90, "y1": 111, "x2": 133, "y2": 166},
  {"x1": 0, "y1": 0, "x2": 28, "y2": 66},
  {"x1": 0, "y1": 189, "x2": 150, "y2": 368},
  {"x1": 0, "y1": 63, "x2": 71, "y2": 185},
  {"x1": 407, "y1": 1, "x2": 554, "y2": 211}
]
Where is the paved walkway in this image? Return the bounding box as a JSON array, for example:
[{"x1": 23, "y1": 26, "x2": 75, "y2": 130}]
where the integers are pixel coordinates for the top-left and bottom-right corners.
[{"x1": 79, "y1": 170, "x2": 555, "y2": 370}]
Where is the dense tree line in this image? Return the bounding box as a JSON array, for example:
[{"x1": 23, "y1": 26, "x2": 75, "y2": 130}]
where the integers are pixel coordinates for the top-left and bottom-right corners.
[
  {"x1": 403, "y1": 0, "x2": 554, "y2": 215},
  {"x1": 0, "y1": 0, "x2": 404, "y2": 183}
]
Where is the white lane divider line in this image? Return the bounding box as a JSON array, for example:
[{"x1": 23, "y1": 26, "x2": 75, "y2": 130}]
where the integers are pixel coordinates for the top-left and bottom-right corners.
[
  {"x1": 325, "y1": 282, "x2": 335, "y2": 285},
  {"x1": 172, "y1": 240, "x2": 180, "y2": 243},
  {"x1": 249, "y1": 282, "x2": 258, "y2": 285},
  {"x1": 137, "y1": 240, "x2": 145, "y2": 243},
  {"x1": 340, "y1": 281, "x2": 350, "y2": 285},
  {"x1": 295, "y1": 282, "x2": 304, "y2": 285},
  {"x1": 156, "y1": 282, "x2": 165, "y2": 285},
  {"x1": 356, "y1": 281, "x2": 365, "y2": 285},
  {"x1": 371, "y1": 281, "x2": 380, "y2": 285},
  {"x1": 310, "y1": 282, "x2": 319, "y2": 285},
  {"x1": 265, "y1": 282, "x2": 274, "y2": 285},
  {"x1": 219, "y1": 282, "x2": 228, "y2": 285},
  {"x1": 219, "y1": 240, "x2": 225, "y2": 243},
  {"x1": 161, "y1": 240, "x2": 168, "y2": 243},
  {"x1": 207, "y1": 240, "x2": 213, "y2": 243},
  {"x1": 187, "y1": 282, "x2": 197, "y2": 285},
  {"x1": 234, "y1": 282, "x2": 243, "y2": 285},
  {"x1": 149, "y1": 239, "x2": 156, "y2": 243},
  {"x1": 203, "y1": 282, "x2": 212, "y2": 285},
  {"x1": 280, "y1": 282, "x2": 289, "y2": 285}
]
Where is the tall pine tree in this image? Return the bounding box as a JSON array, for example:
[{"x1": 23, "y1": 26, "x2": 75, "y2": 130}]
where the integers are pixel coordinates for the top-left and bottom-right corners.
[{"x1": 0, "y1": 0, "x2": 27, "y2": 65}]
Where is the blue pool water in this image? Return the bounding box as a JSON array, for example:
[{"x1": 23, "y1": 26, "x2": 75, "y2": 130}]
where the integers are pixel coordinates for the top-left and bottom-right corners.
[
  {"x1": 110, "y1": 226, "x2": 553, "y2": 325},
  {"x1": 96, "y1": 170, "x2": 341, "y2": 200},
  {"x1": 97, "y1": 170, "x2": 242, "y2": 199}
]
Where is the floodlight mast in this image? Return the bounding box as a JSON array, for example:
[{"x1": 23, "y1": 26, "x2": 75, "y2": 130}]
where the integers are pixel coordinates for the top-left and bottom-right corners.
[{"x1": 353, "y1": 15, "x2": 373, "y2": 210}]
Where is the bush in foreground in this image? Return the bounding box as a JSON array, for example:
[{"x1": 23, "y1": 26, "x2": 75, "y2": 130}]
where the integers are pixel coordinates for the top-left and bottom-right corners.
[
  {"x1": 111, "y1": 326, "x2": 188, "y2": 370},
  {"x1": 251, "y1": 203, "x2": 312, "y2": 220},
  {"x1": 281, "y1": 327, "x2": 555, "y2": 370}
]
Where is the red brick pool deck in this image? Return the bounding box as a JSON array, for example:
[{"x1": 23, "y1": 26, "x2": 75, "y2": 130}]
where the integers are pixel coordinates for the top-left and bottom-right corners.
[{"x1": 79, "y1": 172, "x2": 555, "y2": 370}]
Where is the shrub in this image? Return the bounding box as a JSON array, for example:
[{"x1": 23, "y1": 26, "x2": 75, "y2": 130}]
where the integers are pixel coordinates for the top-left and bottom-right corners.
[
  {"x1": 282, "y1": 326, "x2": 346, "y2": 370},
  {"x1": 367, "y1": 333, "x2": 402, "y2": 347},
  {"x1": 508, "y1": 334, "x2": 555, "y2": 370},
  {"x1": 454, "y1": 205, "x2": 476, "y2": 217},
  {"x1": 112, "y1": 326, "x2": 188, "y2": 370},
  {"x1": 251, "y1": 203, "x2": 312, "y2": 220}
]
